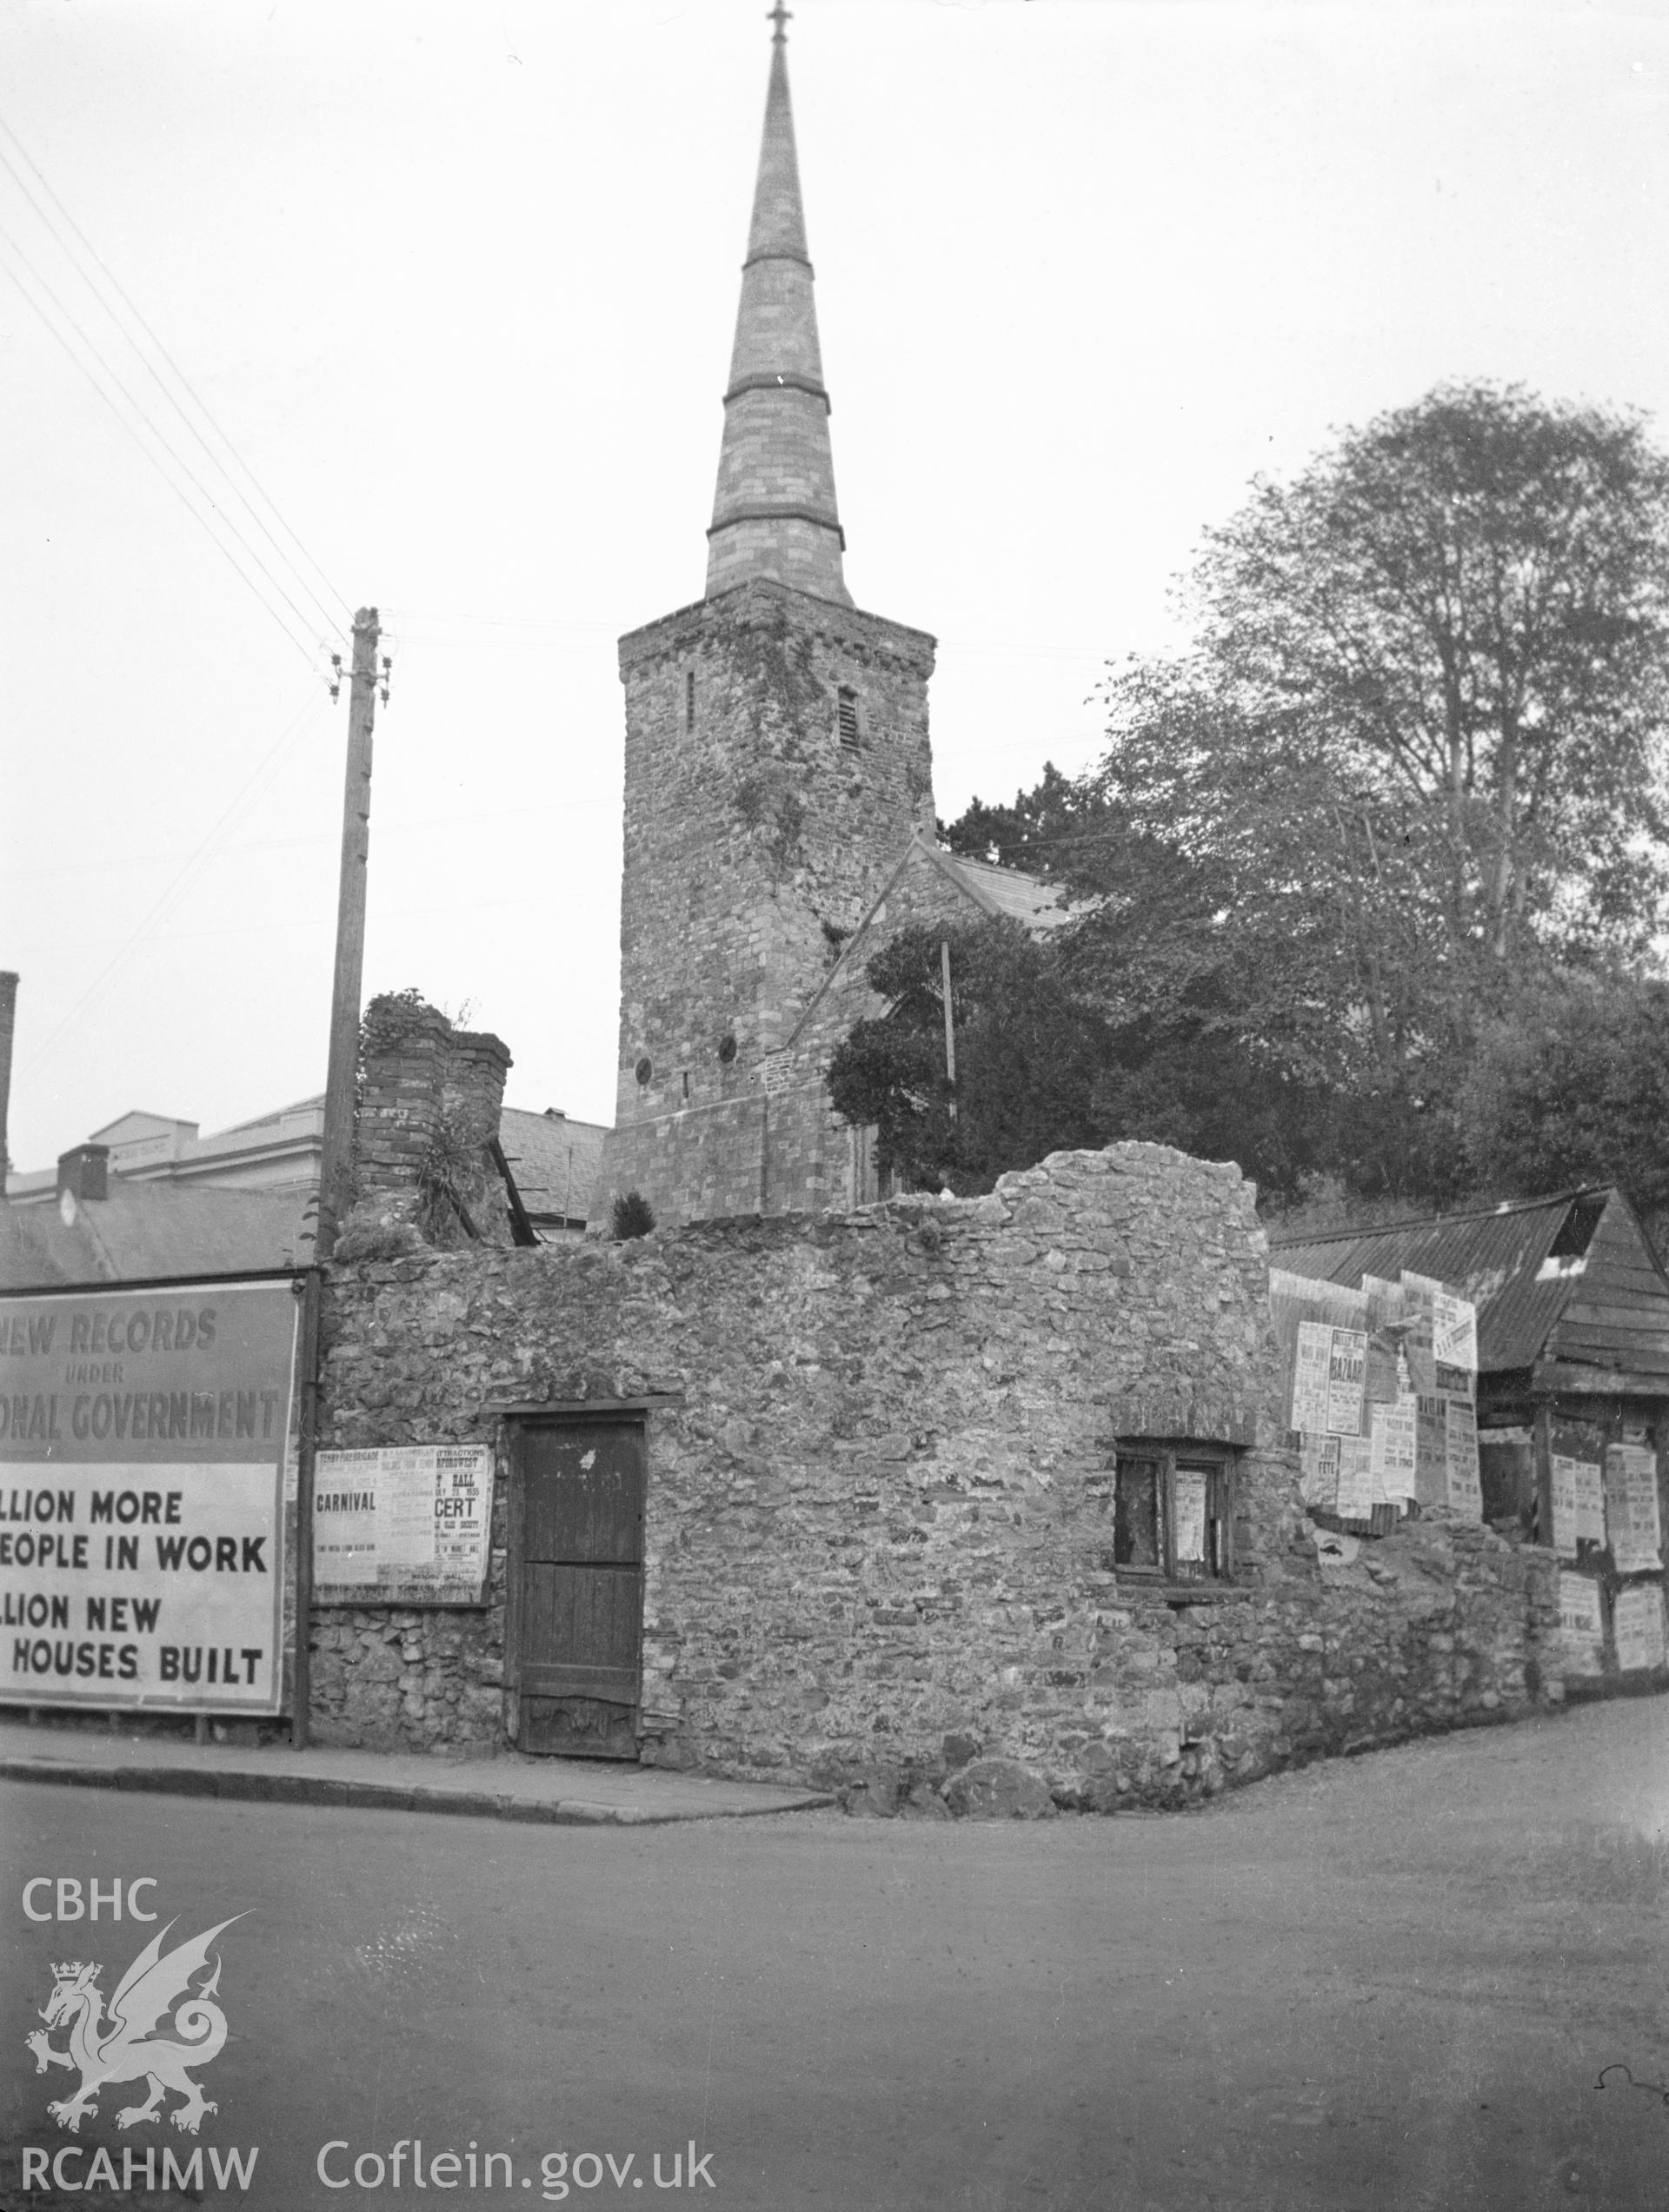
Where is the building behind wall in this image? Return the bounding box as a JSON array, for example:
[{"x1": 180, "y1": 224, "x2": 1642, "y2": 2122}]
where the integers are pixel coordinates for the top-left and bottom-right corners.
[{"x1": 595, "y1": 21, "x2": 1064, "y2": 1232}]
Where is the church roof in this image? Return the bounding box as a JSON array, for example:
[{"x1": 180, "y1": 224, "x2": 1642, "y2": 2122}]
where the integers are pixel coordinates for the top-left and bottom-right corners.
[
  {"x1": 930, "y1": 849, "x2": 1074, "y2": 933},
  {"x1": 705, "y1": 14, "x2": 850, "y2": 607},
  {"x1": 784, "y1": 833, "x2": 1074, "y2": 1053}
]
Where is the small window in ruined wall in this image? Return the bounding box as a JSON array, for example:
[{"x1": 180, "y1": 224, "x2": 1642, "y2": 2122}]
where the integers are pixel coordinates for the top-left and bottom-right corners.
[{"x1": 1114, "y1": 1446, "x2": 1236, "y2": 1588}]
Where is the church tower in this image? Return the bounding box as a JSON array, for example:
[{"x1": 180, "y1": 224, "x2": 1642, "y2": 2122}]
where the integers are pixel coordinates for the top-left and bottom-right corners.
[{"x1": 595, "y1": 13, "x2": 937, "y2": 1230}]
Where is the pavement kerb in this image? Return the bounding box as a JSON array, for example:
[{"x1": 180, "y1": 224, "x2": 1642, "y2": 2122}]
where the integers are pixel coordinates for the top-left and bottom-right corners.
[{"x1": 0, "y1": 1748, "x2": 835, "y2": 1828}]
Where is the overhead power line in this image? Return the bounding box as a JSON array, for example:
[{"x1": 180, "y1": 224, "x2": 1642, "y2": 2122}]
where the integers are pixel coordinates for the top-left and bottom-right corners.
[
  {"x1": 0, "y1": 110, "x2": 350, "y2": 668},
  {"x1": 18, "y1": 682, "x2": 335, "y2": 1082},
  {"x1": 0, "y1": 113, "x2": 350, "y2": 638},
  {"x1": 0, "y1": 230, "x2": 323, "y2": 668}
]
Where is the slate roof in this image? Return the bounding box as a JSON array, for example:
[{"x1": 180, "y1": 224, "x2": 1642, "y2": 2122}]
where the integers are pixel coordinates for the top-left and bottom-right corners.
[
  {"x1": 782, "y1": 833, "x2": 1074, "y2": 1055},
  {"x1": 0, "y1": 1183, "x2": 316, "y2": 1291},
  {"x1": 498, "y1": 1109, "x2": 608, "y2": 1229},
  {"x1": 1272, "y1": 1187, "x2": 1669, "y2": 1390},
  {"x1": 929, "y1": 849, "x2": 1074, "y2": 933}
]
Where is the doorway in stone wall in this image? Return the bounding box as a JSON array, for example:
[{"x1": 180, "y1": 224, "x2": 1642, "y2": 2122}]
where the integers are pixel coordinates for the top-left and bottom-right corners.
[{"x1": 506, "y1": 1412, "x2": 646, "y2": 1758}]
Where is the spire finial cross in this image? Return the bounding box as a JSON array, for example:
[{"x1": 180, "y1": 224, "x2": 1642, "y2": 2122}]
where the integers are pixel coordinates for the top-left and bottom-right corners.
[{"x1": 767, "y1": 3, "x2": 791, "y2": 43}]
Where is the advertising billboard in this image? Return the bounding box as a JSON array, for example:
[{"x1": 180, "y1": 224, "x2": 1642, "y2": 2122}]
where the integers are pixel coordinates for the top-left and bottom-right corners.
[{"x1": 0, "y1": 1277, "x2": 301, "y2": 1714}]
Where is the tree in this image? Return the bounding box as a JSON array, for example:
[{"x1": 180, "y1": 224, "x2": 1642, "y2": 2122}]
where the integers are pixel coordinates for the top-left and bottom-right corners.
[
  {"x1": 1063, "y1": 382, "x2": 1669, "y2": 1203},
  {"x1": 827, "y1": 920, "x2": 1111, "y2": 1195},
  {"x1": 938, "y1": 763, "x2": 1106, "y2": 881},
  {"x1": 1186, "y1": 382, "x2": 1669, "y2": 971},
  {"x1": 1458, "y1": 973, "x2": 1669, "y2": 1212},
  {"x1": 1071, "y1": 659, "x2": 1462, "y2": 1200}
]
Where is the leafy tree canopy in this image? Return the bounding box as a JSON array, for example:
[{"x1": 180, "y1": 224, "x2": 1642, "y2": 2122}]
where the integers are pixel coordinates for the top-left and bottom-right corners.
[
  {"x1": 938, "y1": 763, "x2": 1106, "y2": 881},
  {"x1": 937, "y1": 383, "x2": 1669, "y2": 1212},
  {"x1": 827, "y1": 916, "x2": 1324, "y2": 1204},
  {"x1": 1458, "y1": 974, "x2": 1669, "y2": 1212},
  {"x1": 827, "y1": 920, "x2": 1111, "y2": 1197}
]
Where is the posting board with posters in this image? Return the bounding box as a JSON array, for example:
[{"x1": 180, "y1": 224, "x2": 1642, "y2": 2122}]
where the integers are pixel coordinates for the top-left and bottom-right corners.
[
  {"x1": 0, "y1": 1277, "x2": 301, "y2": 1714},
  {"x1": 1269, "y1": 1266, "x2": 1479, "y2": 1523},
  {"x1": 1557, "y1": 1571, "x2": 1606, "y2": 1676},
  {"x1": 312, "y1": 1444, "x2": 495, "y2": 1604}
]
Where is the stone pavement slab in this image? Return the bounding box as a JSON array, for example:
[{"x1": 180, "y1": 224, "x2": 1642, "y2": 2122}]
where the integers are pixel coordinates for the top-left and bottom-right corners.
[{"x1": 0, "y1": 1717, "x2": 832, "y2": 1826}]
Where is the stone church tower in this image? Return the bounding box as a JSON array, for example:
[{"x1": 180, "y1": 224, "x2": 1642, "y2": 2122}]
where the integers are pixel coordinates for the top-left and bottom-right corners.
[{"x1": 595, "y1": 17, "x2": 941, "y2": 1229}]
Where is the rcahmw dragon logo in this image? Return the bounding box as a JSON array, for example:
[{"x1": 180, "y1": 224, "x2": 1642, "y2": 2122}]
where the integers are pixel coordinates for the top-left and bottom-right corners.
[{"x1": 26, "y1": 1917, "x2": 243, "y2": 2136}]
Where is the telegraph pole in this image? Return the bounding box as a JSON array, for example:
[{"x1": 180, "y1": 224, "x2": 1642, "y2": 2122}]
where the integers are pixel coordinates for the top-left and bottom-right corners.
[
  {"x1": 315, "y1": 606, "x2": 382, "y2": 1264},
  {"x1": 941, "y1": 939, "x2": 958, "y2": 1120},
  {"x1": 296, "y1": 607, "x2": 381, "y2": 1751}
]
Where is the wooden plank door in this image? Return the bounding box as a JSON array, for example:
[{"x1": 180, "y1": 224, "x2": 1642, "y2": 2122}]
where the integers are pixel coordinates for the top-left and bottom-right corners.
[{"x1": 511, "y1": 1418, "x2": 645, "y2": 1758}]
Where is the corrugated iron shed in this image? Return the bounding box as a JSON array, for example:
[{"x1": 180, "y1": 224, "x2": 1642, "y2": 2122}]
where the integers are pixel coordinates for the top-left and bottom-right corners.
[{"x1": 1272, "y1": 1187, "x2": 1669, "y2": 1391}]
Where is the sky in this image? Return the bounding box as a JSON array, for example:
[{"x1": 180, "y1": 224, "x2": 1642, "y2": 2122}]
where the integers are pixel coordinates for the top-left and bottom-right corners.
[{"x1": 3, "y1": 0, "x2": 1667, "y2": 1176}]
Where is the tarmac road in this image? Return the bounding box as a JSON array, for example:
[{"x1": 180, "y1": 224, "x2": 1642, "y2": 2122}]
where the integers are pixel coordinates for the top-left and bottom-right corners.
[{"x1": 3, "y1": 1697, "x2": 1669, "y2": 2212}]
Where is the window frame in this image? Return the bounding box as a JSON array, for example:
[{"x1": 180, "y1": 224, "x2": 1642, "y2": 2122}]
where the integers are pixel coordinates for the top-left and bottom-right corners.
[{"x1": 1112, "y1": 1442, "x2": 1237, "y2": 1590}]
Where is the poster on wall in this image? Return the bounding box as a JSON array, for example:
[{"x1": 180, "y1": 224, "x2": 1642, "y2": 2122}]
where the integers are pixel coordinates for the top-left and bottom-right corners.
[
  {"x1": 1612, "y1": 1583, "x2": 1666, "y2": 1674},
  {"x1": 1414, "y1": 1394, "x2": 1446, "y2": 1507},
  {"x1": 1556, "y1": 1571, "x2": 1606, "y2": 1674},
  {"x1": 1291, "y1": 1320, "x2": 1333, "y2": 1433},
  {"x1": 1432, "y1": 1290, "x2": 1478, "y2": 1376},
  {"x1": 1298, "y1": 1432, "x2": 1341, "y2": 1508},
  {"x1": 1362, "y1": 1332, "x2": 1400, "y2": 1408},
  {"x1": 313, "y1": 1444, "x2": 495, "y2": 1604},
  {"x1": 0, "y1": 1279, "x2": 299, "y2": 1713},
  {"x1": 1551, "y1": 1456, "x2": 1579, "y2": 1558},
  {"x1": 1399, "y1": 1272, "x2": 1478, "y2": 1396},
  {"x1": 1573, "y1": 1458, "x2": 1606, "y2": 1546},
  {"x1": 1333, "y1": 1434, "x2": 1377, "y2": 1519},
  {"x1": 1444, "y1": 1396, "x2": 1482, "y2": 1518},
  {"x1": 1604, "y1": 1445, "x2": 1663, "y2": 1572},
  {"x1": 1325, "y1": 1328, "x2": 1367, "y2": 1438},
  {"x1": 1173, "y1": 1467, "x2": 1207, "y2": 1564},
  {"x1": 1409, "y1": 1392, "x2": 1482, "y2": 1520},
  {"x1": 1369, "y1": 1395, "x2": 1418, "y2": 1501},
  {"x1": 1552, "y1": 1455, "x2": 1606, "y2": 1555}
]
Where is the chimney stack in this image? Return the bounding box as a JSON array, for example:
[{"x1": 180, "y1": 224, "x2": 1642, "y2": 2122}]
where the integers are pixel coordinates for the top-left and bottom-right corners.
[
  {"x1": 58, "y1": 1144, "x2": 110, "y2": 1205},
  {"x1": 0, "y1": 971, "x2": 17, "y2": 1190}
]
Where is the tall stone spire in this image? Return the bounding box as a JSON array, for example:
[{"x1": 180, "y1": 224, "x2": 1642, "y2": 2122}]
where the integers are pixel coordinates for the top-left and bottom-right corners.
[{"x1": 705, "y1": 9, "x2": 851, "y2": 606}]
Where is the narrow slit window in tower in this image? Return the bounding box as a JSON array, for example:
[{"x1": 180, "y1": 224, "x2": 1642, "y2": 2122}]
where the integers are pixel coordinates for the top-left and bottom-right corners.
[
  {"x1": 686, "y1": 670, "x2": 696, "y2": 731},
  {"x1": 837, "y1": 687, "x2": 860, "y2": 749}
]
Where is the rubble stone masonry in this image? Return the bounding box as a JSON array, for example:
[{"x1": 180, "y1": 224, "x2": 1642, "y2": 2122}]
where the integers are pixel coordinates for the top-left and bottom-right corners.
[
  {"x1": 595, "y1": 577, "x2": 935, "y2": 1230},
  {"x1": 314, "y1": 1142, "x2": 1560, "y2": 1812}
]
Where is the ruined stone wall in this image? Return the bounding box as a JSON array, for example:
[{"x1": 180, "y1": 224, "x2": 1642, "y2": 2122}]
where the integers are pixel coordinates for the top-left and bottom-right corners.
[
  {"x1": 596, "y1": 577, "x2": 935, "y2": 1230},
  {"x1": 316, "y1": 1142, "x2": 1559, "y2": 1810},
  {"x1": 339, "y1": 997, "x2": 515, "y2": 1259}
]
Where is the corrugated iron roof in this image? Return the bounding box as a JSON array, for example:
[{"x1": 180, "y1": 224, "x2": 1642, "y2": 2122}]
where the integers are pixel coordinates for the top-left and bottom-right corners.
[{"x1": 1270, "y1": 1189, "x2": 1609, "y2": 1373}]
